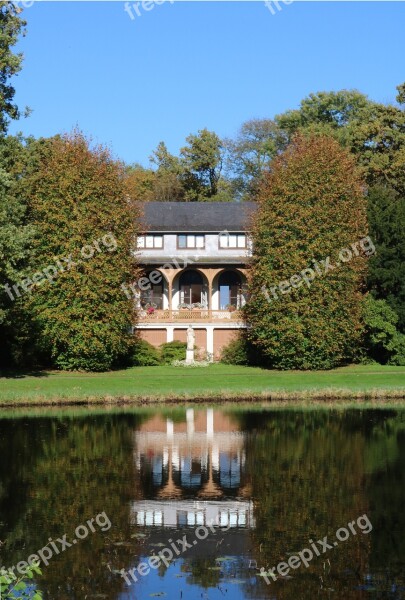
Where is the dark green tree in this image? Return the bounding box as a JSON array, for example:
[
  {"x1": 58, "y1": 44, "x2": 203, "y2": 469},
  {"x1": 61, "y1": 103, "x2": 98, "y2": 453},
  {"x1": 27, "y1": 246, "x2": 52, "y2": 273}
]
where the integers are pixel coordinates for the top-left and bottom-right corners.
[
  {"x1": 149, "y1": 141, "x2": 186, "y2": 201},
  {"x1": 0, "y1": 1, "x2": 26, "y2": 135},
  {"x1": 362, "y1": 294, "x2": 405, "y2": 365},
  {"x1": 367, "y1": 185, "x2": 405, "y2": 331},
  {"x1": 180, "y1": 128, "x2": 225, "y2": 200}
]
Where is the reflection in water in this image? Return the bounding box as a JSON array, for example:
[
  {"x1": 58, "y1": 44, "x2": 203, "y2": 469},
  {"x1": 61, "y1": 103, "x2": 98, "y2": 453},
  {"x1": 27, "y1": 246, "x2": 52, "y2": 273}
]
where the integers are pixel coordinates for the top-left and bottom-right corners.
[
  {"x1": 0, "y1": 408, "x2": 404, "y2": 599},
  {"x1": 134, "y1": 409, "x2": 248, "y2": 497}
]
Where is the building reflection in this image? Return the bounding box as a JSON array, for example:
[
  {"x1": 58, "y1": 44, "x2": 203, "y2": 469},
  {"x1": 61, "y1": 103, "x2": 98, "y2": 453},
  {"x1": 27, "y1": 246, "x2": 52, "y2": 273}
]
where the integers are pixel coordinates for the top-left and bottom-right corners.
[{"x1": 131, "y1": 408, "x2": 254, "y2": 529}]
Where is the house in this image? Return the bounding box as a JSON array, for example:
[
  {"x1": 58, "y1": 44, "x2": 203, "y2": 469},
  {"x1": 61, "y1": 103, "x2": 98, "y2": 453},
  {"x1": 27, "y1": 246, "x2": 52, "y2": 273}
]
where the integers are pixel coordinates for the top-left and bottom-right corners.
[{"x1": 134, "y1": 201, "x2": 256, "y2": 359}]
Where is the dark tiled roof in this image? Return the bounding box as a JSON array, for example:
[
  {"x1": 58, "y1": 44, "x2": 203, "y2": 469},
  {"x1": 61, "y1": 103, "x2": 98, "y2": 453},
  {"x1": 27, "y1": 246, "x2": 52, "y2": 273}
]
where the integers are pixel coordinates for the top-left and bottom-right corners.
[{"x1": 141, "y1": 201, "x2": 257, "y2": 232}]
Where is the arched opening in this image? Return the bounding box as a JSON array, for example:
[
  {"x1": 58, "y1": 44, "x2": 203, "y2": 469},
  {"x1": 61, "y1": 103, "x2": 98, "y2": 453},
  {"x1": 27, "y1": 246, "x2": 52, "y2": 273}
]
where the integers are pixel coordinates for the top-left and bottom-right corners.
[
  {"x1": 218, "y1": 271, "x2": 242, "y2": 310},
  {"x1": 179, "y1": 270, "x2": 206, "y2": 307},
  {"x1": 140, "y1": 271, "x2": 164, "y2": 310}
]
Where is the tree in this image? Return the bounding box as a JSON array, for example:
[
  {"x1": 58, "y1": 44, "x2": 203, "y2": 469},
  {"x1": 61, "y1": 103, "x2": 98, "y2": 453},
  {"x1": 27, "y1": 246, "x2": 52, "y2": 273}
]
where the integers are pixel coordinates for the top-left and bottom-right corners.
[
  {"x1": 275, "y1": 84, "x2": 405, "y2": 335},
  {"x1": 245, "y1": 134, "x2": 368, "y2": 369},
  {"x1": 275, "y1": 85, "x2": 405, "y2": 195},
  {"x1": 180, "y1": 129, "x2": 224, "y2": 200},
  {"x1": 150, "y1": 141, "x2": 182, "y2": 174},
  {"x1": 0, "y1": 1, "x2": 26, "y2": 135},
  {"x1": 0, "y1": 139, "x2": 32, "y2": 325},
  {"x1": 362, "y1": 294, "x2": 405, "y2": 365},
  {"x1": 0, "y1": 136, "x2": 35, "y2": 368},
  {"x1": 397, "y1": 82, "x2": 405, "y2": 106},
  {"x1": 0, "y1": 5, "x2": 34, "y2": 368},
  {"x1": 347, "y1": 97, "x2": 405, "y2": 196},
  {"x1": 23, "y1": 132, "x2": 140, "y2": 371},
  {"x1": 148, "y1": 133, "x2": 233, "y2": 202},
  {"x1": 123, "y1": 163, "x2": 156, "y2": 202},
  {"x1": 367, "y1": 185, "x2": 405, "y2": 331},
  {"x1": 225, "y1": 118, "x2": 287, "y2": 199},
  {"x1": 276, "y1": 89, "x2": 369, "y2": 137},
  {"x1": 150, "y1": 142, "x2": 186, "y2": 201}
]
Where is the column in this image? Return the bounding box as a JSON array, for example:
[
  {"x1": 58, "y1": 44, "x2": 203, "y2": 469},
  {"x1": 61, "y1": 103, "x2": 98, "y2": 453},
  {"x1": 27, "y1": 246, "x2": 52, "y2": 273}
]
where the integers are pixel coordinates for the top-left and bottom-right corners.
[
  {"x1": 167, "y1": 419, "x2": 174, "y2": 438},
  {"x1": 206, "y1": 326, "x2": 214, "y2": 361},
  {"x1": 168, "y1": 279, "x2": 173, "y2": 316},
  {"x1": 207, "y1": 408, "x2": 214, "y2": 437},
  {"x1": 166, "y1": 326, "x2": 174, "y2": 343},
  {"x1": 186, "y1": 408, "x2": 195, "y2": 436}
]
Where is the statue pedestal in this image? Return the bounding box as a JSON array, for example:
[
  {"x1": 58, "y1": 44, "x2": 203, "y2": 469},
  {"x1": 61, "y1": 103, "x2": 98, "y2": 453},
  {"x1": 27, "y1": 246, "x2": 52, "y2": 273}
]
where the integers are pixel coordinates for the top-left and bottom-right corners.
[{"x1": 186, "y1": 349, "x2": 195, "y2": 364}]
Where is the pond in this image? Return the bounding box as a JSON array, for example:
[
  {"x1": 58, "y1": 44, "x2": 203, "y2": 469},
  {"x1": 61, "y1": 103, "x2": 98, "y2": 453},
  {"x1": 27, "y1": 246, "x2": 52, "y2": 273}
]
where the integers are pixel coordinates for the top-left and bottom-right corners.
[{"x1": 0, "y1": 406, "x2": 404, "y2": 599}]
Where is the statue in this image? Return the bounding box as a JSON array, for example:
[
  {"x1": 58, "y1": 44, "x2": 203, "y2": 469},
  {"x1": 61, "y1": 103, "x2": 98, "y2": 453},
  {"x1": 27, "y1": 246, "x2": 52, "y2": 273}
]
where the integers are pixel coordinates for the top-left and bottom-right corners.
[
  {"x1": 187, "y1": 325, "x2": 195, "y2": 350},
  {"x1": 186, "y1": 325, "x2": 195, "y2": 363}
]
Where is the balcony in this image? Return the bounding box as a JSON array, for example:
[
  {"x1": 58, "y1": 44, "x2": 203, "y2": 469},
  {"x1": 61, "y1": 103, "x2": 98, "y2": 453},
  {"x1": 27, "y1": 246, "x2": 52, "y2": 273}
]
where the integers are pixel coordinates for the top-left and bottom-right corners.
[{"x1": 138, "y1": 309, "x2": 244, "y2": 323}]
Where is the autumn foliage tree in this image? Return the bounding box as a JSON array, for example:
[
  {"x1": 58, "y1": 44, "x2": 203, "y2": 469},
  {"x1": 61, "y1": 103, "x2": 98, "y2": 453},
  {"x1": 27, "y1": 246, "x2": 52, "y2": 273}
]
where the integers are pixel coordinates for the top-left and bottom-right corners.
[
  {"x1": 23, "y1": 132, "x2": 139, "y2": 371},
  {"x1": 245, "y1": 134, "x2": 369, "y2": 369}
]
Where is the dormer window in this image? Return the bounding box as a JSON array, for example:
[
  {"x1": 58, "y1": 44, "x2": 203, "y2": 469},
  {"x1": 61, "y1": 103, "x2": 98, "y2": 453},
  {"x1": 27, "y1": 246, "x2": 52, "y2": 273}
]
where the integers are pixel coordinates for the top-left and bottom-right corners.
[{"x1": 177, "y1": 234, "x2": 205, "y2": 249}]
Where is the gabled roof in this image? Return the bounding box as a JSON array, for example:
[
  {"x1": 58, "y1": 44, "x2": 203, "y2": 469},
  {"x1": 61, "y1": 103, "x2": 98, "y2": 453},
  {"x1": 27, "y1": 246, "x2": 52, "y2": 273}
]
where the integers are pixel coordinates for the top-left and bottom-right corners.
[{"x1": 141, "y1": 201, "x2": 257, "y2": 233}]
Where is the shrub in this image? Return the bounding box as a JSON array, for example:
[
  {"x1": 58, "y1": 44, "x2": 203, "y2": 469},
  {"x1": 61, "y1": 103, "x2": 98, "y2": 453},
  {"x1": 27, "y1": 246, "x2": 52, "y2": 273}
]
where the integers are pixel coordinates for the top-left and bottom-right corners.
[
  {"x1": 221, "y1": 338, "x2": 250, "y2": 365},
  {"x1": 160, "y1": 341, "x2": 187, "y2": 365},
  {"x1": 362, "y1": 295, "x2": 405, "y2": 365},
  {"x1": 221, "y1": 335, "x2": 262, "y2": 366},
  {"x1": 389, "y1": 333, "x2": 405, "y2": 366},
  {"x1": 0, "y1": 564, "x2": 43, "y2": 599},
  {"x1": 131, "y1": 338, "x2": 161, "y2": 366}
]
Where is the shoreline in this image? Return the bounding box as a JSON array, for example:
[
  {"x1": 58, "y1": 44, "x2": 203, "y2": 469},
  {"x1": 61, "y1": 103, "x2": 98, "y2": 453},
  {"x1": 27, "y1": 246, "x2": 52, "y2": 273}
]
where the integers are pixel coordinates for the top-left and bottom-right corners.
[{"x1": 2, "y1": 388, "x2": 405, "y2": 410}]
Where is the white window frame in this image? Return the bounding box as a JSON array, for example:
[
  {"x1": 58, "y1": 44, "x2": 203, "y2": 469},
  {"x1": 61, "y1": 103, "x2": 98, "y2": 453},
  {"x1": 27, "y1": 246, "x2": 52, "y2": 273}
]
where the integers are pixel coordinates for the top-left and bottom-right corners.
[
  {"x1": 219, "y1": 233, "x2": 247, "y2": 249},
  {"x1": 177, "y1": 234, "x2": 205, "y2": 249},
  {"x1": 137, "y1": 235, "x2": 164, "y2": 249}
]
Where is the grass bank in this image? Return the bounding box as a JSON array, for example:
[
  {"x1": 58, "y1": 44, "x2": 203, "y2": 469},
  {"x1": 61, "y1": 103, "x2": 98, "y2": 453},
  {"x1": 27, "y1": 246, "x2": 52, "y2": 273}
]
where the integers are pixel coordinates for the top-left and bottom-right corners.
[{"x1": 1, "y1": 364, "x2": 405, "y2": 408}]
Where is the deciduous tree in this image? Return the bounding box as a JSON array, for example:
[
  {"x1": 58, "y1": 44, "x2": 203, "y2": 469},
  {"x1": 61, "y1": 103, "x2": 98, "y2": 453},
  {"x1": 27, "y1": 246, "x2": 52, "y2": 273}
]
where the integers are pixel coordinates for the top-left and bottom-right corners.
[
  {"x1": 245, "y1": 134, "x2": 368, "y2": 369},
  {"x1": 23, "y1": 132, "x2": 139, "y2": 371}
]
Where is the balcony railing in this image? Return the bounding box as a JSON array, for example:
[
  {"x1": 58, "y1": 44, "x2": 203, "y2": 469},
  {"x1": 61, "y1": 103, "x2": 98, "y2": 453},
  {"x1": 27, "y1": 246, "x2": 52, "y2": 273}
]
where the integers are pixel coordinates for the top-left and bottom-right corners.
[{"x1": 138, "y1": 309, "x2": 244, "y2": 323}]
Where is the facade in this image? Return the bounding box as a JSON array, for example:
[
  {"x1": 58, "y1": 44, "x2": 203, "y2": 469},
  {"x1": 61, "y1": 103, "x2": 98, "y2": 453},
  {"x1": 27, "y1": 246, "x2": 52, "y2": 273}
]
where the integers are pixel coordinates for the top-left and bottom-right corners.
[{"x1": 135, "y1": 201, "x2": 256, "y2": 359}]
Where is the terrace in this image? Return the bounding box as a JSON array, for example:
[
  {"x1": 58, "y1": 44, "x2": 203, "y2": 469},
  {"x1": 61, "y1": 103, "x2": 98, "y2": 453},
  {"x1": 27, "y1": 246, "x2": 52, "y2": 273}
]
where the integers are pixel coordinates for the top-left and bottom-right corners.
[{"x1": 138, "y1": 308, "x2": 244, "y2": 323}]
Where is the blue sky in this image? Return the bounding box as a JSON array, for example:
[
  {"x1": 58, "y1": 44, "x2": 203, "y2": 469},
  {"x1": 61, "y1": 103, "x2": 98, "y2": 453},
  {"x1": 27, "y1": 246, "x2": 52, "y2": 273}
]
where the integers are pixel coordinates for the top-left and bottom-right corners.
[{"x1": 9, "y1": 1, "x2": 405, "y2": 166}]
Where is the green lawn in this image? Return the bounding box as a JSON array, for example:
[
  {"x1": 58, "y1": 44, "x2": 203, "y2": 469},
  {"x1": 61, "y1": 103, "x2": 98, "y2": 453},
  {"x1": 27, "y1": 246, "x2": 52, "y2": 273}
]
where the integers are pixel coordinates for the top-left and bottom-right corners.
[{"x1": 1, "y1": 364, "x2": 405, "y2": 406}]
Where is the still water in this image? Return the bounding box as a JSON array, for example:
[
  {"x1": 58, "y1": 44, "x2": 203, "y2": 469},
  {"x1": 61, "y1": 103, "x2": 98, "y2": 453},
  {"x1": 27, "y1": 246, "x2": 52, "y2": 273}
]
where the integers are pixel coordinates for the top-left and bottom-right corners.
[{"x1": 0, "y1": 406, "x2": 404, "y2": 599}]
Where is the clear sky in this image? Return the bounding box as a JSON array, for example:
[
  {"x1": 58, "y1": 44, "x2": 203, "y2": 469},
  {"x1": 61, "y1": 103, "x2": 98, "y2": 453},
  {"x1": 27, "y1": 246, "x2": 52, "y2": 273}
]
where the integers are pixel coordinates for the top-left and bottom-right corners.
[{"x1": 9, "y1": 1, "x2": 405, "y2": 166}]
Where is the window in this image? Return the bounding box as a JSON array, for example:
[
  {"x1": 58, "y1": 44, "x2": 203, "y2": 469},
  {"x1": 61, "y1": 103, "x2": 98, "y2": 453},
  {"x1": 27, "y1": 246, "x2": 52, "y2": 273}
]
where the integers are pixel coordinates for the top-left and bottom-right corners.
[
  {"x1": 178, "y1": 234, "x2": 205, "y2": 249},
  {"x1": 140, "y1": 272, "x2": 164, "y2": 309},
  {"x1": 179, "y1": 270, "x2": 204, "y2": 305},
  {"x1": 219, "y1": 271, "x2": 243, "y2": 309},
  {"x1": 140, "y1": 284, "x2": 164, "y2": 309},
  {"x1": 137, "y1": 235, "x2": 163, "y2": 249},
  {"x1": 219, "y1": 233, "x2": 246, "y2": 249}
]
